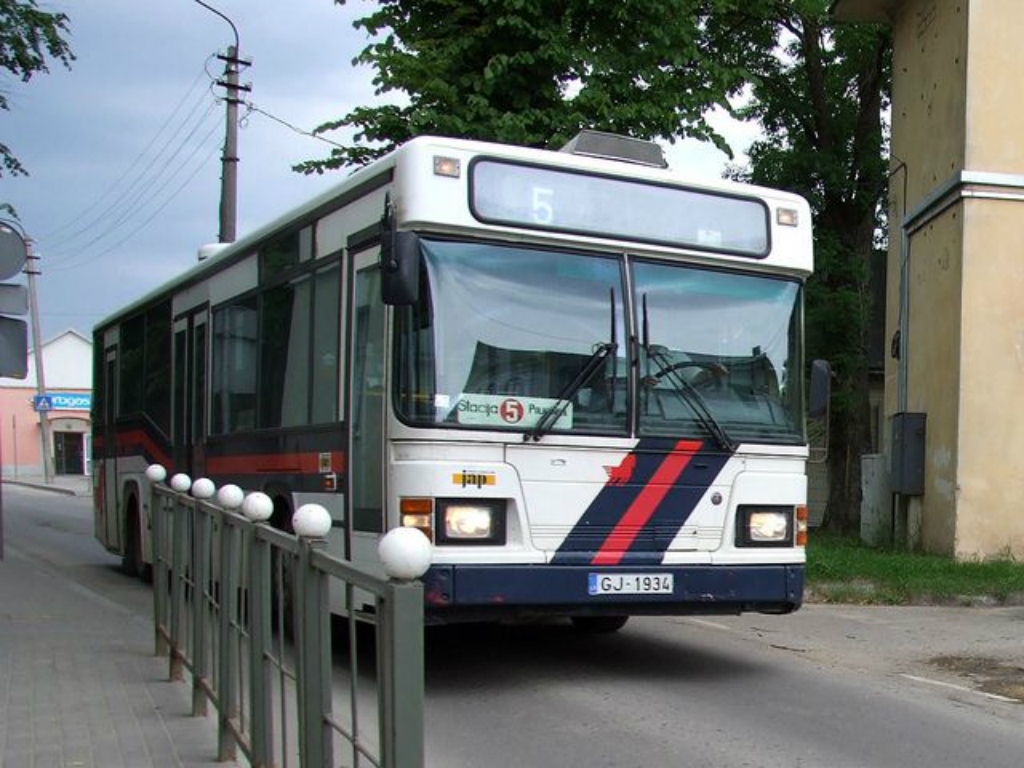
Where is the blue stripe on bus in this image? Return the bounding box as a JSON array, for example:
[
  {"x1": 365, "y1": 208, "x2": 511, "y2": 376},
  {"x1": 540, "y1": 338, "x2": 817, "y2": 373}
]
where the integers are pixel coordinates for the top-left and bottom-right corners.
[{"x1": 551, "y1": 438, "x2": 732, "y2": 565}]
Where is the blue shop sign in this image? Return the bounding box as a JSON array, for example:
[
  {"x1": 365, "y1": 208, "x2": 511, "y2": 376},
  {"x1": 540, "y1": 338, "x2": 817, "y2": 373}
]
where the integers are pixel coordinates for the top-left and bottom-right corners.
[{"x1": 33, "y1": 392, "x2": 91, "y2": 412}]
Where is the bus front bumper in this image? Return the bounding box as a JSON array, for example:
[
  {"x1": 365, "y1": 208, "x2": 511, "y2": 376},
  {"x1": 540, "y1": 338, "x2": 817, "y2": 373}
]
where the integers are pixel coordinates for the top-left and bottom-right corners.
[{"x1": 421, "y1": 562, "x2": 804, "y2": 623}]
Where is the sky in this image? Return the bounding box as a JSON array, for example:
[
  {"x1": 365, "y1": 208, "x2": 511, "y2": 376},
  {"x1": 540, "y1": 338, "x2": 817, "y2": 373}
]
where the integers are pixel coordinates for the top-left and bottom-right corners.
[{"x1": 2, "y1": 0, "x2": 755, "y2": 343}]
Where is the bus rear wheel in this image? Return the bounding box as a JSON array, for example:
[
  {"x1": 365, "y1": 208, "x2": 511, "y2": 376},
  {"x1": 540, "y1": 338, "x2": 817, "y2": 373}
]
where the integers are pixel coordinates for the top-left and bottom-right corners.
[
  {"x1": 122, "y1": 501, "x2": 152, "y2": 583},
  {"x1": 570, "y1": 615, "x2": 629, "y2": 634},
  {"x1": 122, "y1": 505, "x2": 142, "y2": 578}
]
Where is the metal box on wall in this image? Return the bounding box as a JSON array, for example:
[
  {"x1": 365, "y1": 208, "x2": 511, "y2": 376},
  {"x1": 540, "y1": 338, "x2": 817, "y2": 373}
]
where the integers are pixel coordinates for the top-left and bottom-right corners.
[{"x1": 890, "y1": 412, "x2": 926, "y2": 495}]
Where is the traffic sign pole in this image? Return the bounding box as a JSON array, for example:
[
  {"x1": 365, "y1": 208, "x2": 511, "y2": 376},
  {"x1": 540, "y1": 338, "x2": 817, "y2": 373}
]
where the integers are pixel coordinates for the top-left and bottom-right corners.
[{"x1": 24, "y1": 239, "x2": 54, "y2": 485}]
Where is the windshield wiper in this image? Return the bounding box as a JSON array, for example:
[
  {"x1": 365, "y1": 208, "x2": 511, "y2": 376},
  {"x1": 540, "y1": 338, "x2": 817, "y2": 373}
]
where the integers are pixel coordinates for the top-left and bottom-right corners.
[
  {"x1": 640, "y1": 294, "x2": 734, "y2": 452},
  {"x1": 645, "y1": 347, "x2": 735, "y2": 452},
  {"x1": 525, "y1": 341, "x2": 616, "y2": 442}
]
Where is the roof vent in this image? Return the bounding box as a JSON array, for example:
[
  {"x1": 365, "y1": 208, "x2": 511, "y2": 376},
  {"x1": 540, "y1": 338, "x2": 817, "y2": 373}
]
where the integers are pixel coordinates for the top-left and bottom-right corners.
[
  {"x1": 559, "y1": 130, "x2": 667, "y2": 169},
  {"x1": 198, "y1": 243, "x2": 230, "y2": 262}
]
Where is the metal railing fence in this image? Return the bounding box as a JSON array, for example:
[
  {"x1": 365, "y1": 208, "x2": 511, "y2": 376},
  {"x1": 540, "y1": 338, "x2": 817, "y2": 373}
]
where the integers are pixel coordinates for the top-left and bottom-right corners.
[{"x1": 149, "y1": 473, "x2": 426, "y2": 767}]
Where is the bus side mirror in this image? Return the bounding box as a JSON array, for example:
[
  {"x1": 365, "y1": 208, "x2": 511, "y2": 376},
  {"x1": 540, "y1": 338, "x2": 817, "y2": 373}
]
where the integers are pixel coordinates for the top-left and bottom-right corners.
[
  {"x1": 381, "y1": 231, "x2": 420, "y2": 305},
  {"x1": 379, "y1": 204, "x2": 420, "y2": 306},
  {"x1": 808, "y1": 359, "x2": 832, "y2": 420}
]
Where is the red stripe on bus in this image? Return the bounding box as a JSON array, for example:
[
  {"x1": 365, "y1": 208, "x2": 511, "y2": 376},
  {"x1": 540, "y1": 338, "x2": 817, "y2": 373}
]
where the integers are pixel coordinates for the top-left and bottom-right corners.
[
  {"x1": 116, "y1": 429, "x2": 172, "y2": 468},
  {"x1": 591, "y1": 439, "x2": 703, "y2": 566},
  {"x1": 206, "y1": 451, "x2": 346, "y2": 476}
]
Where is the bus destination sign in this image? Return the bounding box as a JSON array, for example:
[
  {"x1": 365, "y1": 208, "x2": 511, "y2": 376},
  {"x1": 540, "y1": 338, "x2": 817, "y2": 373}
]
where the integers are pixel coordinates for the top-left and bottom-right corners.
[{"x1": 470, "y1": 159, "x2": 770, "y2": 257}]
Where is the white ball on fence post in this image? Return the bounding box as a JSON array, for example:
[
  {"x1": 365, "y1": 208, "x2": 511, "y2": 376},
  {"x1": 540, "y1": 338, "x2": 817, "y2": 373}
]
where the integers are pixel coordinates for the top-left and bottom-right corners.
[
  {"x1": 217, "y1": 484, "x2": 245, "y2": 510},
  {"x1": 242, "y1": 492, "x2": 274, "y2": 523},
  {"x1": 378, "y1": 527, "x2": 433, "y2": 581},
  {"x1": 146, "y1": 464, "x2": 167, "y2": 483},
  {"x1": 191, "y1": 478, "x2": 216, "y2": 499},
  {"x1": 292, "y1": 504, "x2": 332, "y2": 539},
  {"x1": 169, "y1": 473, "x2": 192, "y2": 493}
]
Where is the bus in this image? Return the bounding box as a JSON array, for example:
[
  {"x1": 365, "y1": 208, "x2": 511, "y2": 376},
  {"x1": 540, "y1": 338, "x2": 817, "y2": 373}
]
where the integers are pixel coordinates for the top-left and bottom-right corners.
[{"x1": 93, "y1": 130, "x2": 828, "y2": 632}]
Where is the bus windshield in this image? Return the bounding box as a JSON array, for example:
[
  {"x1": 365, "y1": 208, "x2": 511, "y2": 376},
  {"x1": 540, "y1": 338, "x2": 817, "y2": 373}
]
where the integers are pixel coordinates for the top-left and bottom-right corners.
[{"x1": 394, "y1": 239, "x2": 804, "y2": 445}]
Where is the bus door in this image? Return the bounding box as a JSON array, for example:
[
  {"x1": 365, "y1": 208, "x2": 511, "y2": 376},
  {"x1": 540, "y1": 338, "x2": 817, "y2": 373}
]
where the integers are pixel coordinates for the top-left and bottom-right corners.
[
  {"x1": 100, "y1": 345, "x2": 120, "y2": 549},
  {"x1": 172, "y1": 309, "x2": 208, "y2": 478},
  {"x1": 346, "y1": 251, "x2": 386, "y2": 564}
]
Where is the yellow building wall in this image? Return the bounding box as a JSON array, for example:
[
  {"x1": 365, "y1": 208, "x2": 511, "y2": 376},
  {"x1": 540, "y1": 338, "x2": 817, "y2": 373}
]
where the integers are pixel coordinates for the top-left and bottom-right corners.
[
  {"x1": 891, "y1": 1, "x2": 967, "y2": 199},
  {"x1": 903, "y1": 215, "x2": 963, "y2": 555},
  {"x1": 956, "y1": 199, "x2": 1024, "y2": 558},
  {"x1": 885, "y1": 0, "x2": 967, "y2": 556},
  {"x1": 876, "y1": 0, "x2": 1024, "y2": 558},
  {"x1": 956, "y1": 2, "x2": 1024, "y2": 557},
  {"x1": 965, "y1": 4, "x2": 1024, "y2": 173}
]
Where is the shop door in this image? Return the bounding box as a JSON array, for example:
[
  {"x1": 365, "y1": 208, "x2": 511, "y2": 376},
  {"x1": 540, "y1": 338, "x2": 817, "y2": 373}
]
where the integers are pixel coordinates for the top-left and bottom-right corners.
[{"x1": 54, "y1": 432, "x2": 84, "y2": 475}]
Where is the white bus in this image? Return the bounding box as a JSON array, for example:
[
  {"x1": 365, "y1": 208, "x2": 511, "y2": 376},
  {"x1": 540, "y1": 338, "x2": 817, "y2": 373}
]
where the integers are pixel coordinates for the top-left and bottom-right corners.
[{"x1": 93, "y1": 131, "x2": 828, "y2": 632}]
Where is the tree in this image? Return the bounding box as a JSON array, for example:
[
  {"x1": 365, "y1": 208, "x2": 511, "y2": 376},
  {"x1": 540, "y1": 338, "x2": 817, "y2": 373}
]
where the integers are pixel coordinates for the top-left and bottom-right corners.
[
  {"x1": 715, "y1": 0, "x2": 891, "y2": 531},
  {"x1": 297, "y1": 0, "x2": 749, "y2": 173},
  {"x1": 1, "y1": 0, "x2": 74, "y2": 178},
  {"x1": 312, "y1": 0, "x2": 891, "y2": 531}
]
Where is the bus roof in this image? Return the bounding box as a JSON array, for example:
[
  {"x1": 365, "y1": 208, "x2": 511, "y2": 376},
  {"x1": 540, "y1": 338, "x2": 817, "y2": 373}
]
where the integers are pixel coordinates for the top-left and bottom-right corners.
[{"x1": 95, "y1": 135, "x2": 812, "y2": 332}]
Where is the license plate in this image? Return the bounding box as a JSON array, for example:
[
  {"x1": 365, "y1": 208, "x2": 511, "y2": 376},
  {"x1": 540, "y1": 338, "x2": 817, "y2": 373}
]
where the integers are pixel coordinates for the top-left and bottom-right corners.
[{"x1": 588, "y1": 573, "x2": 674, "y2": 595}]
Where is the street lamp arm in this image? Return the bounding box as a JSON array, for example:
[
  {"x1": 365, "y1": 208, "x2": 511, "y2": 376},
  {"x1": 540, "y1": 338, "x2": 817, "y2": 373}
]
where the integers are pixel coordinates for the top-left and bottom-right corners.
[{"x1": 192, "y1": 0, "x2": 239, "y2": 51}]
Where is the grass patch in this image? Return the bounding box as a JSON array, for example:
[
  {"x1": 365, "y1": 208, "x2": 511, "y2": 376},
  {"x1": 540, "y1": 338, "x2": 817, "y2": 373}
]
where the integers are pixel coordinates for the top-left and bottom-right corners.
[{"x1": 805, "y1": 530, "x2": 1024, "y2": 606}]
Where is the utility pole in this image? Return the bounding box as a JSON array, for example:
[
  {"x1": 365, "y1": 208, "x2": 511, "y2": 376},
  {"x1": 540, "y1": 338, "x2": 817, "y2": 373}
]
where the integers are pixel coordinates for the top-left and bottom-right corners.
[
  {"x1": 24, "y1": 240, "x2": 54, "y2": 484},
  {"x1": 215, "y1": 45, "x2": 251, "y2": 243}
]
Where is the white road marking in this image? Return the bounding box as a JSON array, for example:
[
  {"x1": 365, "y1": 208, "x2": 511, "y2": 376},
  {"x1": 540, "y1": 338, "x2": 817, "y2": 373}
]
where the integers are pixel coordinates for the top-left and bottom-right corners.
[
  {"x1": 899, "y1": 673, "x2": 1020, "y2": 703},
  {"x1": 677, "y1": 617, "x2": 734, "y2": 632}
]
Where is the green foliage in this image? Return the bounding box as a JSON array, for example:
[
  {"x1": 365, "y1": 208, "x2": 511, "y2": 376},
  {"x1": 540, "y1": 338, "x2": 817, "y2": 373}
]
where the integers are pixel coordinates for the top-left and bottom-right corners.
[
  {"x1": 716, "y1": 1, "x2": 891, "y2": 526},
  {"x1": 297, "y1": 0, "x2": 750, "y2": 173},
  {"x1": 0, "y1": 0, "x2": 74, "y2": 177},
  {"x1": 807, "y1": 531, "x2": 1024, "y2": 605},
  {"x1": 717, "y1": 1, "x2": 891, "y2": 371}
]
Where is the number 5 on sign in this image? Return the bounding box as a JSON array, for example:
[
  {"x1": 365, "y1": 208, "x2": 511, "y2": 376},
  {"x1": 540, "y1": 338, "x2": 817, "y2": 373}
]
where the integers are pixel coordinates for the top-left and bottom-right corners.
[{"x1": 531, "y1": 186, "x2": 554, "y2": 224}]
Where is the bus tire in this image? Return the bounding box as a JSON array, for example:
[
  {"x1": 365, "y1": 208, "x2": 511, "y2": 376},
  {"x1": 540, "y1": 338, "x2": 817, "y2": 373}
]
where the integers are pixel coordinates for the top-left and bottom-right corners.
[
  {"x1": 570, "y1": 615, "x2": 629, "y2": 634},
  {"x1": 122, "y1": 501, "x2": 142, "y2": 578}
]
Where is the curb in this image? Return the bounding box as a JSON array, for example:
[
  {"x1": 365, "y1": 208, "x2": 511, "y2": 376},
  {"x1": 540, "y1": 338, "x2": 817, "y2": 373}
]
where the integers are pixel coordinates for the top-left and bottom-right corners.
[{"x1": 1, "y1": 480, "x2": 81, "y2": 497}]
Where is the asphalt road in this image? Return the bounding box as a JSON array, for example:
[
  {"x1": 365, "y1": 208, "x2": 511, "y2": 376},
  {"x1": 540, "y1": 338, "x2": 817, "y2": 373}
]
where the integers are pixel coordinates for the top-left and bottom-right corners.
[{"x1": 6, "y1": 485, "x2": 1024, "y2": 768}]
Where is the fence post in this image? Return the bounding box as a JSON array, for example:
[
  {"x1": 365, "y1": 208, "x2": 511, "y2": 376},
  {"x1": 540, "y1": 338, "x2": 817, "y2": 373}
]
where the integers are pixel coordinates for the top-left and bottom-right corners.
[
  {"x1": 239, "y1": 488, "x2": 273, "y2": 768},
  {"x1": 191, "y1": 499, "x2": 209, "y2": 717},
  {"x1": 168, "y1": 489, "x2": 187, "y2": 681},
  {"x1": 379, "y1": 581, "x2": 425, "y2": 768},
  {"x1": 294, "y1": 505, "x2": 333, "y2": 768},
  {"x1": 217, "y1": 509, "x2": 240, "y2": 761},
  {"x1": 148, "y1": 466, "x2": 169, "y2": 658},
  {"x1": 377, "y1": 527, "x2": 431, "y2": 768}
]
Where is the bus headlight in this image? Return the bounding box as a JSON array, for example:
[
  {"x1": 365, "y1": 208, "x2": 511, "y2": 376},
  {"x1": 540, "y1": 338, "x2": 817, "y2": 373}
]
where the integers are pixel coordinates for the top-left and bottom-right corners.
[
  {"x1": 736, "y1": 506, "x2": 793, "y2": 547},
  {"x1": 436, "y1": 499, "x2": 506, "y2": 545}
]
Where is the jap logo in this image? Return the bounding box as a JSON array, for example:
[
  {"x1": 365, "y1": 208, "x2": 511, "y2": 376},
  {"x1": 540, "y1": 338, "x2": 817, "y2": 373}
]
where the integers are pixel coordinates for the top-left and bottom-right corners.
[{"x1": 499, "y1": 398, "x2": 524, "y2": 423}]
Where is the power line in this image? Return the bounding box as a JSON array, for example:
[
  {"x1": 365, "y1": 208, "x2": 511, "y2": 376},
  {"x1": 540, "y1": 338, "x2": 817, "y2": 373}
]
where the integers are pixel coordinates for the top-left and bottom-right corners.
[
  {"x1": 47, "y1": 127, "x2": 224, "y2": 273},
  {"x1": 38, "y1": 60, "x2": 216, "y2": 242},
  {"x1": 45, "y1": 104, "x2": 221, "y2": 266},
  {"x1": 243, "y1": 102, "x2": 347, "y2": 150},
  {"x1": 43, "y1": 92, "x2": 219, "y2": 255}
]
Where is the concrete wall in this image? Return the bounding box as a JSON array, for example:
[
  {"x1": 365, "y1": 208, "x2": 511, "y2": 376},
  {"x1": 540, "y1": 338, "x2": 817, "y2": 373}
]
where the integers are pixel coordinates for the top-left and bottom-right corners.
[
  {"x1": 957, "y1": 197, "x2": 1024, "y2": 557},
  {"x1": 884, "y1": 0, "x2": 967, "y2": 556},
  {"x1": 965, "y1": 5, "x2": 1024, "y2": 173}
]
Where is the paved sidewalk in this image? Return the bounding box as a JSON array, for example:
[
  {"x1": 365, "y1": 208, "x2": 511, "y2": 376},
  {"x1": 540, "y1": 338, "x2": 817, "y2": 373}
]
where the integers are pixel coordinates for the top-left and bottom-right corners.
[{"x1": 0, "y1": 486, "x2": 241, "y2": 768}]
